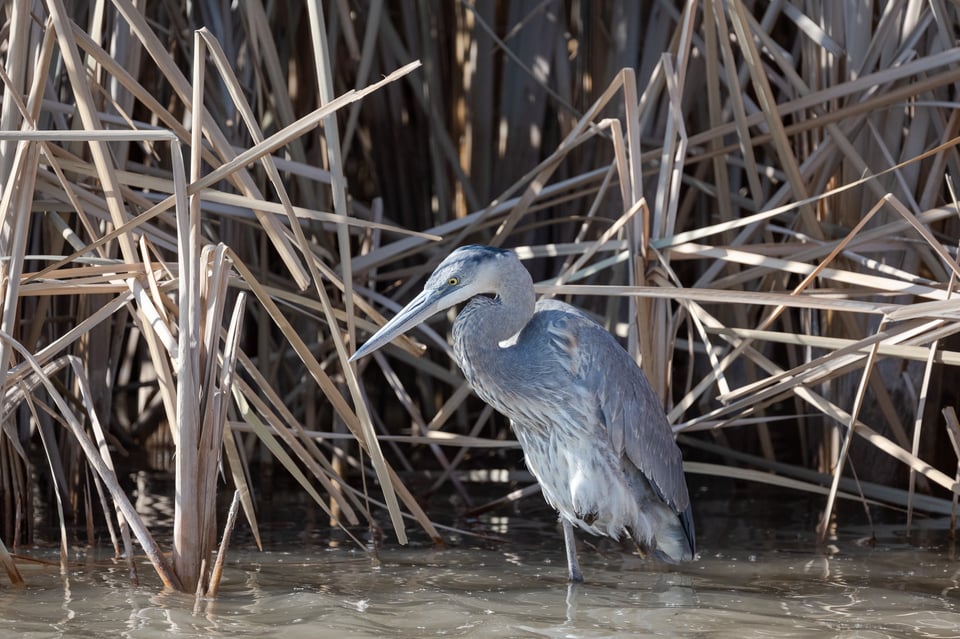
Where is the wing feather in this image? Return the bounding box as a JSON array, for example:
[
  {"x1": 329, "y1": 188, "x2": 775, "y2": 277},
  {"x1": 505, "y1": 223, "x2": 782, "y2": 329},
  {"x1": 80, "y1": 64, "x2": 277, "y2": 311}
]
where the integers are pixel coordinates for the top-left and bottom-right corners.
[{"x1": 533, "y1": 300, "x2": 690, "y2": 514}]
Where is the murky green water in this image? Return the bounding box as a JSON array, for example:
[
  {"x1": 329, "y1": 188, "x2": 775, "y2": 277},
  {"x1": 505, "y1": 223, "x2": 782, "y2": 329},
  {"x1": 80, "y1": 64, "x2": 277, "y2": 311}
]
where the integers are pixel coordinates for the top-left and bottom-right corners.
[{"x1": 3, "y1": 483, "x2": 959, "y2": 637}]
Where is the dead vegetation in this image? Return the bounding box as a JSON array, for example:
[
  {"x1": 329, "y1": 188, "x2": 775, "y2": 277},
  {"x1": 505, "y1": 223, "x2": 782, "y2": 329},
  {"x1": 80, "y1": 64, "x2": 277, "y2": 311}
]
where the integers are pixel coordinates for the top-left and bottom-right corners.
[{"x1": 1, "y1": 0, "x2": 959, "y2": 593}]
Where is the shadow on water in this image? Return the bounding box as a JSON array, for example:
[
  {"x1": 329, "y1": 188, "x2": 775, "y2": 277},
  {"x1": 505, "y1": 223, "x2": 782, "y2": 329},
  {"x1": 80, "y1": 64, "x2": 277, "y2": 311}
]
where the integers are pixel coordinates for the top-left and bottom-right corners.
[{"x1": 4, "y1": 475, "x2": 960, "y2": 638}]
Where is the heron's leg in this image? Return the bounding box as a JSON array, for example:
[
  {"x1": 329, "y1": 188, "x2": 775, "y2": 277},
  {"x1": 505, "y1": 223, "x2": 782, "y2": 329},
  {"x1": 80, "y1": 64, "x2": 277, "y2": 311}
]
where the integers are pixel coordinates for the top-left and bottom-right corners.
[{"x1": 562, "y1": 519, "x2": 584, "y2": 583}]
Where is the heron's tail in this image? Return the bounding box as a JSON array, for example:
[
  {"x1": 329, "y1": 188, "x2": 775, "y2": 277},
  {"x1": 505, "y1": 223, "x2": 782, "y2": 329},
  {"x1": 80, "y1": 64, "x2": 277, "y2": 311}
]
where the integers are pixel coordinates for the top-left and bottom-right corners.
[
  {"x1": 624, "y1": 467, "x2": 696, "y2": 563},
  {"x1": 646, "y1": 502, "x2": 695, "y2": 564}
]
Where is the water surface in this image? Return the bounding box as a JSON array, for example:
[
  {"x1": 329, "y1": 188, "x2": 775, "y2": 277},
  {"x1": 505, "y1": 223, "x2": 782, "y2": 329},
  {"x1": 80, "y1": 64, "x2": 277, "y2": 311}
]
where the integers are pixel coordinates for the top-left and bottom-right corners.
[{"x1": 3, "y1": 484, "x2": 959, "y2": 638}]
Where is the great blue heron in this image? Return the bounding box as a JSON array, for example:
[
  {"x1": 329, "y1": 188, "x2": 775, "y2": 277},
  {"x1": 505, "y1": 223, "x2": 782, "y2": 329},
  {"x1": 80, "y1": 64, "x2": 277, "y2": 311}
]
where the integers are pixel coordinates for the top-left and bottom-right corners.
[{"x1": 350, "y1": 245, "x2": 695, "y2": 582}]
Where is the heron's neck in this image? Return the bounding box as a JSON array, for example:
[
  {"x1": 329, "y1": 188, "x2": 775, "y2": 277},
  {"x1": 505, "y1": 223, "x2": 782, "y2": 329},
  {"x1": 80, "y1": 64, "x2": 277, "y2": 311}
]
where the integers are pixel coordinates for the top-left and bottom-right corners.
[{"x1": 451, "y1": 262, "x2": 535, "y2": 384}]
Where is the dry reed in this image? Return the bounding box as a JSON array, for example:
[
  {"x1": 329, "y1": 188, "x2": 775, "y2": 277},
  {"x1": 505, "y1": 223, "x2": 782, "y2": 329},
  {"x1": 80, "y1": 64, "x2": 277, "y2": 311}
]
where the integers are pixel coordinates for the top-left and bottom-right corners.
[{"x1": 1, "y1": 0, "x2": 958, "y2": 593}]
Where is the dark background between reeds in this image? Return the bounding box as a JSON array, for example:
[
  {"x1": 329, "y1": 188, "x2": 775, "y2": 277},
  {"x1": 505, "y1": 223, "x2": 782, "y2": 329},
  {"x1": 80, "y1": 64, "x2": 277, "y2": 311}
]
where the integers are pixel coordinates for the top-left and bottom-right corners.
[{"x1": 2, "y1": 0, "x2": 960, "y2": 592}]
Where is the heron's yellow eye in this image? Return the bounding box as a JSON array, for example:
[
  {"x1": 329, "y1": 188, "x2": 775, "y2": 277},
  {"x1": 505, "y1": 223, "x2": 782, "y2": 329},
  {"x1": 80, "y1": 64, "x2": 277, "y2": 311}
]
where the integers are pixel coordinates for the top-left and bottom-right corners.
[{"x1": 447, "y1": 277, "x2": 460, "y2": 286}]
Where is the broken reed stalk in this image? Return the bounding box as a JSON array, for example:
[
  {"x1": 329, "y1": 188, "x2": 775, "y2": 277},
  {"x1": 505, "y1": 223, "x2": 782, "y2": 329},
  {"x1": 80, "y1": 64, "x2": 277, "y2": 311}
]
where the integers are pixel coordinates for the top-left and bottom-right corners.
[
  {"x1": 944, "y1": 407, "x2": 960, "y2": 535},
  {"x1": 205, "y1": 490, "x2": 242, "y2": 598}
]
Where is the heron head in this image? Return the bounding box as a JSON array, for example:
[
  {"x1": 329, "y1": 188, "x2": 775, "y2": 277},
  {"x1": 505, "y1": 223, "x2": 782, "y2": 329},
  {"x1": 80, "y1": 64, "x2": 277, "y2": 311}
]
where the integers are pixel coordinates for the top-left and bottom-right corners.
[{"x1": 350, "y1": 245, "x2": 514, "y2": 360}]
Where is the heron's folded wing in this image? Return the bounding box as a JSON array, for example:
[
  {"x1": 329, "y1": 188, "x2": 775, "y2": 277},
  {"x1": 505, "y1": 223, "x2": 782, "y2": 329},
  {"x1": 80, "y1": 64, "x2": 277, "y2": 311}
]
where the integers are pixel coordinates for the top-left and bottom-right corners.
[{"x1": 552, "y1": 309, "x2": 689, "y2": 513}]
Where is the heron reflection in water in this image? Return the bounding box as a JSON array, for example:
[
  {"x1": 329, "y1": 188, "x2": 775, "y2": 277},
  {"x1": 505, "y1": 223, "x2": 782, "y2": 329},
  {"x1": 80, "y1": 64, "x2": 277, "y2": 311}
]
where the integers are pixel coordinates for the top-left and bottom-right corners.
[{"x1": 351, "y1": 245, "x2": 695, "y2": 582}]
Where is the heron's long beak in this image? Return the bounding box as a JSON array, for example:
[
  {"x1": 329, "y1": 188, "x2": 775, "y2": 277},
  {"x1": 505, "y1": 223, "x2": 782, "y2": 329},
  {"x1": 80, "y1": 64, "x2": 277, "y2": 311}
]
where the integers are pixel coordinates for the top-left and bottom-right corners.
[{"x1": 349, "y1": 288, "x2": 450, "y2": 361}]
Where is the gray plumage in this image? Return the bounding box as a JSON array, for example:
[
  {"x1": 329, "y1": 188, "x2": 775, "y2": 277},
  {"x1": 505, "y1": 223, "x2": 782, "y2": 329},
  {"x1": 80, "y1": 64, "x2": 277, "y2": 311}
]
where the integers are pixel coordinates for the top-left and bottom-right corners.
[{"x1": 351, "y1": 245, "x2": 695, "y2": 581}]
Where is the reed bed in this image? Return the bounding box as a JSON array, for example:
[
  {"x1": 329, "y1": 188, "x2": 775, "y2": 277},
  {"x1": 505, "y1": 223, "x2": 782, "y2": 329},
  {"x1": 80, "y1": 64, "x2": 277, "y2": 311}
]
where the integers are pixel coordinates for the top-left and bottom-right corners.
[{"x1": 1, "y1": 0, "x2": 959, "y2": 593}]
